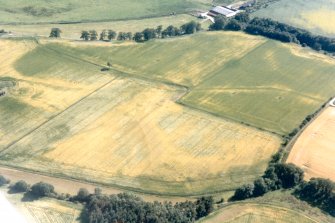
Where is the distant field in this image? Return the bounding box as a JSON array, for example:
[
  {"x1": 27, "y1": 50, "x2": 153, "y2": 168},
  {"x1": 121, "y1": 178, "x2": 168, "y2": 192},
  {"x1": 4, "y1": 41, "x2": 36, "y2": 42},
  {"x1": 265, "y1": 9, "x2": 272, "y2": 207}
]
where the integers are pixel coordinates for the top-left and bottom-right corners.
[
  {"x1": 1, "y1": 14, "x2": 204, "y2": 39},
  {"x1": 199, "y1": 191, "x2": 334, "y2": 223},
  {"x1": 59, "y1": 32, "x2": 335, "y2": 135},
  {"x1": 253, "y1": 0, "x2": 335, "y2": 37},
  {"x1": 287, "y1": 106, "x2": 335, "y2": 181},
  {"x1": 0, "y1": 0, "x2": 212, "y2": 24},
  {"x1": 199, "y1": 203, "x2": 319, "y2": 223},
  {"x1": 0, "y1": 38, "x2": 281, "y2": 196}
]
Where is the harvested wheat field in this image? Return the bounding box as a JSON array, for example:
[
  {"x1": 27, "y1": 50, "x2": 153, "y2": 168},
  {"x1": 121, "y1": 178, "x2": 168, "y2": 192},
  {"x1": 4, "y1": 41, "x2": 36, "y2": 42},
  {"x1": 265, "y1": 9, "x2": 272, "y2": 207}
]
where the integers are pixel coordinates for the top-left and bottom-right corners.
[
  {"x1": 0, "y1": 76, "x2": 281, "y2": 195},
  {"x1": 287, "y1": 106, "x2": 335, "y2": 181}
]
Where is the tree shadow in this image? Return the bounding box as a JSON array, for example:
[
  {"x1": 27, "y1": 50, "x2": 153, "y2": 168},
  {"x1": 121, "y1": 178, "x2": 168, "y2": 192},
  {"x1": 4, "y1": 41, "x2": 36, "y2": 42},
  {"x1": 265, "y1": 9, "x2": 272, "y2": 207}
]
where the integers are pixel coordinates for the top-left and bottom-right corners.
[{"x1": 21, "y1": 192, "x2": 39, "y2": 202}]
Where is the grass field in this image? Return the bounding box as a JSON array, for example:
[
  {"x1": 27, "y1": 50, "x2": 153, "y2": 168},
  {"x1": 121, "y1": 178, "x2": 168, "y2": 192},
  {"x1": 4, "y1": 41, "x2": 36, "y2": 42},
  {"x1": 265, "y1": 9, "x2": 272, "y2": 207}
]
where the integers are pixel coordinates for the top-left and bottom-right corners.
[
  {"x1": 55, "y1": 32, "x2": 335, "y2": 135},
  {"x1": 198, "y1": 191, "x2": 334, "y2": 223},
  {"x1": 0, "y1": 0, "x2": 214, "y2": 24},
  {"x1": 1, "y1": 14, "x2": 206, "y2": 40},
  {"x1": 287, "y1": 106, "x2": 335, "y2": 181},
  {"x1": 0, "y1": 37, "x2": 281, "y2": 196},
  {"x1": 253, "y1": 0, "x2": 335, "y2": 37}
]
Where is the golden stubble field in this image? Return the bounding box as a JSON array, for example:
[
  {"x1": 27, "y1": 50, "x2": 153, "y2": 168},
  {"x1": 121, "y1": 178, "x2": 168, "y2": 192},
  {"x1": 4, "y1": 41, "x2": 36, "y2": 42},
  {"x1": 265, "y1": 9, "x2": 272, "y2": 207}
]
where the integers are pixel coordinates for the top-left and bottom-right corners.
[
  {"x1": 287, "y1": 106, "x2": 335, "y2": 181},
  {"x1": 0, "y1": 38, "x2": 281, "y2": 195},
  {"x1": 1, "y1": 77, "x2": 281, "y2": 195}
]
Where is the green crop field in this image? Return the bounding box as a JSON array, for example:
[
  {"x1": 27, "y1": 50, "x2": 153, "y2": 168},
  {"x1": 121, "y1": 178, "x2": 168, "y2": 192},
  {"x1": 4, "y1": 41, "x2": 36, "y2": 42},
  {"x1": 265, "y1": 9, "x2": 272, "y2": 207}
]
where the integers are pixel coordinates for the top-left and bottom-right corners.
[
  {"x1": 0, "y1": 0, "x2": 214, "y2": 24},
  {"x1": 54, "y1": 32, "x2": 335, "y2": 135},
  {"x1": 253, "y1": 0, "x2": 335, "y2": 37}
]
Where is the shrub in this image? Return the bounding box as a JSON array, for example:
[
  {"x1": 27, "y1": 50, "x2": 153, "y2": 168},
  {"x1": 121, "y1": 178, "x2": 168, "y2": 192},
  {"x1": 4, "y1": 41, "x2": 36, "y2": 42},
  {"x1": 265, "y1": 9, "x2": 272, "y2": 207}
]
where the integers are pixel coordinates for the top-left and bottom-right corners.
[
  {"x1": 0, "y1": 175, "x2": 9, "y2": 186},
  {"x1": 30, "y1": 182, "x2": 55, "y2": 198},
  {"x1": 231, "y1": 183, "x2": 255, "y2": 201},
  {"x1": 75, "y1": 188, "x2": 90, "y2": 203},
  {"x1": 11, "y1": 180, "x2": 30, "y2": 193}
]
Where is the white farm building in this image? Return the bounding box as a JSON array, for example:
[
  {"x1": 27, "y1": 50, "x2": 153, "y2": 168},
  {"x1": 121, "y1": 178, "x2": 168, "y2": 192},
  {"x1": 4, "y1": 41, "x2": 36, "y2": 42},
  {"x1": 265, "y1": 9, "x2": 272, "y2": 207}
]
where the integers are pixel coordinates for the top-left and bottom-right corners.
[{"x1": 208, "y1": 6, "x2": 240, "y2": 18}]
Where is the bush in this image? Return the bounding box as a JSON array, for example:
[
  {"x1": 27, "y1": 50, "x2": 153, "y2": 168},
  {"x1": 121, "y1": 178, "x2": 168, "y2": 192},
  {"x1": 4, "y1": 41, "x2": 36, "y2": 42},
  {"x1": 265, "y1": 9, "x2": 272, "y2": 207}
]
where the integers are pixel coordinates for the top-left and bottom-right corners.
[
  {"x1": 0, "y1": 175, "x2": 9, "y2": 186},
  {"x1": 30, "y1": 182, "x2": 55, "y2": 198},
  {"x1": 196, "y1": 196, "x2": 214, "y2": 218},
  {"x1": 11, "y1": 180, "x2": 30, "y2": 193},
  {"x1": 231, "y1": 183, "x2": 255, "y2": 201},
  {"x1": 253, "y1": 178, "x2": 268, "y2": 196},
  {"x1": 75, "y1": 188, "x2": 90, "y2": 203}
]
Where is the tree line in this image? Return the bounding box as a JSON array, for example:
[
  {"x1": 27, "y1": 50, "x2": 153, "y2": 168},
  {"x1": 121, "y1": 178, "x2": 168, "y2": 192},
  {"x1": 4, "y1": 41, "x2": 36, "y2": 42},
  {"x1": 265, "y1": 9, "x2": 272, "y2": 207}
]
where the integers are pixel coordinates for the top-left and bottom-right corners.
[
  {"x1": 79, "y1": 21, "x2": 201, "y2": 42},
  {"x1": 209, "y1": 13, "x2": 335, "y2": 54},
  {"x1": 49, "y1": 21, "x2": 201, "y2": 43}
]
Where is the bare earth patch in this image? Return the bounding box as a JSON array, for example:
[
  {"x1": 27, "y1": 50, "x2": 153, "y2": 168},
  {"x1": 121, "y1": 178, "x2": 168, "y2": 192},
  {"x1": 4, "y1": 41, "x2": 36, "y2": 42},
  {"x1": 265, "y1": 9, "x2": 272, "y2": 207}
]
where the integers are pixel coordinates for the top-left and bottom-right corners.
[{"x1": 287, "y1": 107, "x2": 335, "y2": 181}]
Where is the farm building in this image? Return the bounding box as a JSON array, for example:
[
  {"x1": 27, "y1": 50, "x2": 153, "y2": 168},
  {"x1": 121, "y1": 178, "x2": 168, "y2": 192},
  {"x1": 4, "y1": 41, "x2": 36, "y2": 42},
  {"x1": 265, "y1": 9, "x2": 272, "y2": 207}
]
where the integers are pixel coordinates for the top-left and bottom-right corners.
[{"x1": 207, "y1": 6, "x2": 240, "y2": 18}]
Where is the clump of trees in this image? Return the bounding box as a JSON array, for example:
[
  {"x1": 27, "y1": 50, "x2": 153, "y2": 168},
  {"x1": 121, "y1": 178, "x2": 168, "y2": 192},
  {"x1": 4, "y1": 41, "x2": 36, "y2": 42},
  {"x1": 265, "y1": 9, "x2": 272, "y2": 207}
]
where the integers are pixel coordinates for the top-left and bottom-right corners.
[
  {"x1": 83, "y1": 193, "x2": 214, "y2": 223},
  {"x1": 210, "y1": 13, "x2": 335, "y2": 54},
  {"x1": 30, "y1": 182, "x2": 56, "y2": 198},
  {"x1": 49, "y1": 28, "x2": 61, "y2": 38},
  {"x1": 296, "y1": 178, "x2": 335, "y2": 216},
  {"x1": 231, "y1": 163, "x2": 304, "y2": 201},
  {"x1": 10, "y1": 180, "x2": 30, "y2": 193}
]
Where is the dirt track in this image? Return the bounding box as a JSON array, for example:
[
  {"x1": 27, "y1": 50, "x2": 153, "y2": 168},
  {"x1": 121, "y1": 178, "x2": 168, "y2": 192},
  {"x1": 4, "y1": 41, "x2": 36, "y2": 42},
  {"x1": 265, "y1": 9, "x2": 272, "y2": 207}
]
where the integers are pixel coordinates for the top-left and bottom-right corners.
[{"x1": 0, "y1": 166, "x2": 188, "y2": 202}]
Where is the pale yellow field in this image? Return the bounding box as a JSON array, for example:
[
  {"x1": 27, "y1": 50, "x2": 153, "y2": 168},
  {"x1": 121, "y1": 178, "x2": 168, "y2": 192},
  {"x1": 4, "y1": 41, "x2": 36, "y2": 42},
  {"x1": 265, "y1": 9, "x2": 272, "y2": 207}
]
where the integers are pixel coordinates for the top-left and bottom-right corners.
[
  {"x1": 287, "y1": 106, "x2": 335, "y2": 181},
  {"x1": 1, "y1": 188, "x2": 81, "y2": 223},
  {"x1": 199, "y1": 203, "x2": 319, "y2": 223},
  {"x1": 23, "y1": 200, "x2": 81, "y2": 223},
  {"x1": 297, "y1": 8, "x2": 335, "y2": 36}
]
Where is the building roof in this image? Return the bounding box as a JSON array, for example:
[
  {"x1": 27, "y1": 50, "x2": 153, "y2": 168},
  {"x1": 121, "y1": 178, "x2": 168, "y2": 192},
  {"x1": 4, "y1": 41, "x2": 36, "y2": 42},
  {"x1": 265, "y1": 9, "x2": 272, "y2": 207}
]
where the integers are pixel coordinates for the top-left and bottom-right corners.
[{"x1": 210, "y1": 6, "x2": 236, "y2": 16}]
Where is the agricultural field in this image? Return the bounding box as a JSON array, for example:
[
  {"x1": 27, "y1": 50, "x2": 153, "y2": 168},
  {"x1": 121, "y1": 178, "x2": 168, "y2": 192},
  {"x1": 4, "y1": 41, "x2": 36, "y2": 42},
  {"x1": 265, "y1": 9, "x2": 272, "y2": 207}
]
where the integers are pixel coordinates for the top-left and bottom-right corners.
[
  {"x1": 287, "y1": 106, "x2": 335, "y2": 181},
  {"x1": 0, "y1": 36, "x2": 281, "y2": 196},
  {"x1": 0, "y1": 0, "x2": 214, "y2": 24},
  {"x1": 58, "y1": 32, "x2": 335, "y2": 135},
  {"x1": 1, "y1": 188, "x2": 81, "y2": 223},
  {"x1": 253, "y1": 0, "x2": 335, "y2": 37},
  {"x1": 1, "y1": 31, "x2": 335, "y2": 196},
  {"x1": 198, "y1": 191, "x2": 334, "y2": 223},
  {"x1": 1, "y1": 14, "x2": 200, "y2": 40}
]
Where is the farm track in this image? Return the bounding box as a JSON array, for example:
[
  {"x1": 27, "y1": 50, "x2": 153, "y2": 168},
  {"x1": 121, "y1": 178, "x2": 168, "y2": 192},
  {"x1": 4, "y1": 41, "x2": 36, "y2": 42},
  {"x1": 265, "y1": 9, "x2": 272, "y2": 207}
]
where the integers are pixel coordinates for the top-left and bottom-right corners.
[{"x1": 0, "y1": 165, "x2": 188, "y2": 202}]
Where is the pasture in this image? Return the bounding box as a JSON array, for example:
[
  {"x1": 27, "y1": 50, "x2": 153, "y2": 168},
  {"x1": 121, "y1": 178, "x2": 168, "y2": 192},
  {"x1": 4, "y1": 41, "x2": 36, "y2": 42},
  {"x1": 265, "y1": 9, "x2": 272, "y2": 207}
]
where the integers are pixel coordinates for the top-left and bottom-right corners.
[
  {"x1": 199, "y1": 191, "x2": 334, "y2": 223},
  {"x1": 0, "y1": 37, "x2": 281, "y2": 196},
  {"x1": 253, "y1": 0, "x2": 335, "y2": 37},
  {"x1": 58, "y1": 32, "x2": 335, "y2": 135},
  {"x1": 0, "y1": 0, "x2": 211, "y2": 24},
  {"x1": 287, "y1": 106, "x2": 335, "y2": 181}
]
